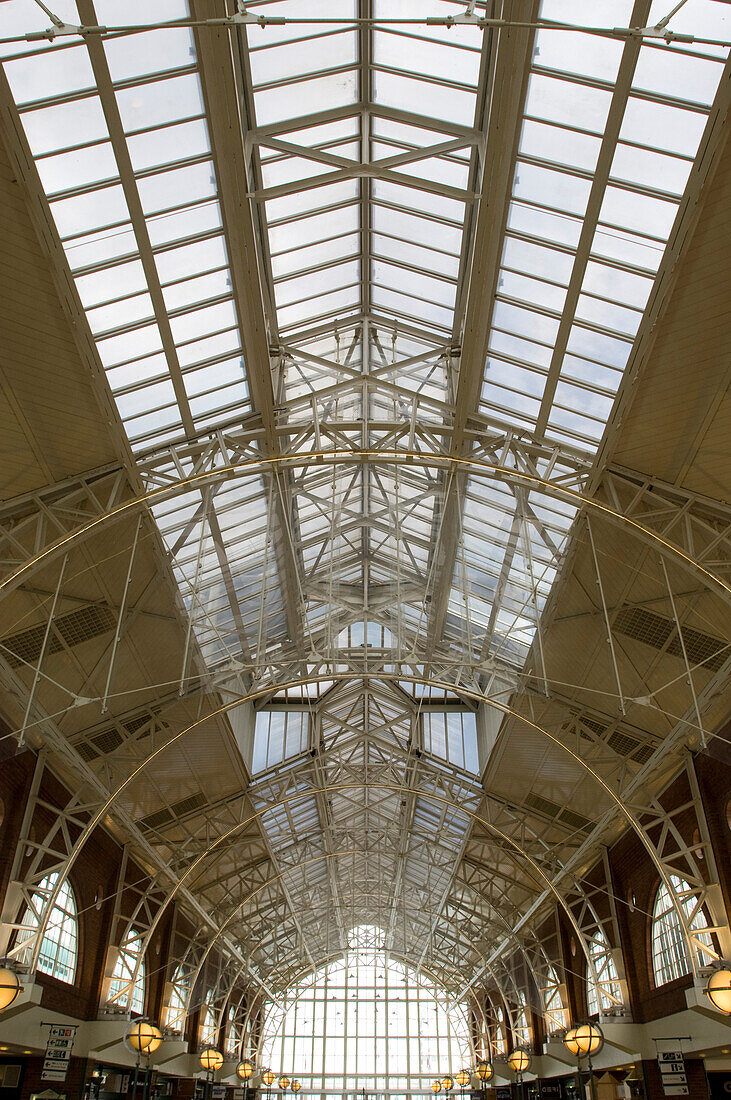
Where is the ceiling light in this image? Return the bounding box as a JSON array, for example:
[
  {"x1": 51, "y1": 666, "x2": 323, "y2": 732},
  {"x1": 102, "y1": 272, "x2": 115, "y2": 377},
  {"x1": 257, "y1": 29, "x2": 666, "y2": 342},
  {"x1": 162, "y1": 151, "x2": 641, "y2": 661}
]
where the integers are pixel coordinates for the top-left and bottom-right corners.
[
  {"x1": 705, "y1": 968, "x2": 731, "y2": 1014},
  {"x1": 0, "y1": 968, "x2": 21, "y2": 1012}
]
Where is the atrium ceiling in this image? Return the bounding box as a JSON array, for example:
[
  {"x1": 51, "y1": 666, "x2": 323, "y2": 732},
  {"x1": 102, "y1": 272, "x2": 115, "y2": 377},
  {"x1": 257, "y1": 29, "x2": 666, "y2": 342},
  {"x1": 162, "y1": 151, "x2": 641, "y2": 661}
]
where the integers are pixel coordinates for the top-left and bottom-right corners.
[{"x1": 0, "y1": 0, "x2": 730, "y2": 1025}]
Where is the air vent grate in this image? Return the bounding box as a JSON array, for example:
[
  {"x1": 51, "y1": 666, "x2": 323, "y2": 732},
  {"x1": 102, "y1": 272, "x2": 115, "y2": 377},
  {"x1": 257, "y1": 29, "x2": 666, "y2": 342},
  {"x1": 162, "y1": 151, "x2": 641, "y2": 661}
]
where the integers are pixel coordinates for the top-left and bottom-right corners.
[
  {"x1": 124, "y1": 714, "x2": 152, "y2": 736},
  {"x1": 613, "y1": 606, "x2": 727, "y2": 672},
  {"x1": 606, "y1": 729, "x2": 654, "y2": 765},
  {"x1": 139, "y1": 807, "x2": 175, "y2": 832},
  {"x1": 524, "y1": 792, "x2": 560, "y2": 818},
  {"x1": 524, "y1": 792, "x2": 592, "y2": 833},
  {"x1": 138, "y1": 792, "x2": 207, "y2": 833},
  {"x1": 171, "y1": 792, "x2": 207, "y2": 818},
  {"x1": 1, "y1": 604, "x2": 116, "y2": 669},
  {"x1": 559, "y1": 807, "x2": 593, "y2": 831}
]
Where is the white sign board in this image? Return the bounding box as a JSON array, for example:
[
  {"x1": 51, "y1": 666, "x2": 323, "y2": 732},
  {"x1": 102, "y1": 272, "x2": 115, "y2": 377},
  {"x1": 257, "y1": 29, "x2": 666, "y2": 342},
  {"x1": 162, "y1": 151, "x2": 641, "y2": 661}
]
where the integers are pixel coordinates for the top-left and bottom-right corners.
[
  {"x1": 41, "y1": 1025, "x2": 77, "y2": 1084},
  {"x1": 657, "y1": 1044, "x2": 688, "y2": 1096}
]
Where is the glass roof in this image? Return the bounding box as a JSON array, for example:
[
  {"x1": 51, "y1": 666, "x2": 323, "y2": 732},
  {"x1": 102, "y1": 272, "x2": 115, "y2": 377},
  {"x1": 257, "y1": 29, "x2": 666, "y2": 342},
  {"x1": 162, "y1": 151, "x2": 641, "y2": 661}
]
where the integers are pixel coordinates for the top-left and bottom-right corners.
[
  {"x1": 2, "y1": 0, "x2": 728, "y2": 680},
  {"x1": 2, "y1": 0, "x2": 728, "y2": 685}
]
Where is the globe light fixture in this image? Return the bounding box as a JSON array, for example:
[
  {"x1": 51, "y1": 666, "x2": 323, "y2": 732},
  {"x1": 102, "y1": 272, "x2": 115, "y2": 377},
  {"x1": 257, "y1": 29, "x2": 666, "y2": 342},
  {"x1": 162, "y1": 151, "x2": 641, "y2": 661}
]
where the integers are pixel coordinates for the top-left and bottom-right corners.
[
  {"x1": 442, "y1": 1076, "x2": 455, "y2": 1092},
  {"x1": 127, "y1": 1021, "x2": 163, "y2": 1055},
  {"x1": 475, "y1": 1061, "x2": 493, "y2": 1084},
  {"x1": 291, "y1": 1083, "x2": 301, "y2": 1094},
  {"x1": 573, "y1": 1023, "x2": 604, "y2": 1058},
  {"x1": 432, "y1": 1083, "x2": 442, "y2": 1094},
  {"x1": 507, "y1": 1049, "x2": 531, "y2": 1076},
  {"x1": 237, "y1": 1061, "x2": 255, "y2": 1081},
  {"x1": 562, "y1": 1027, "x2": 580, "y2": 1057},
  {"x1": 263, "y1": 1070, "x2": 276, "y2": 1088},
  {"x1": 279, "y1": 1077, "x2": 291, "y2": 1090},
  {"x1": 705, "y1": 967, "x2": 731, "y2": 1014},
  {"x1": 200, "y1": 1048, "x2": 224, "y2": 1073},
  {"x1": 0, "y1": 968, "x2": 21, "y2": 1012}
]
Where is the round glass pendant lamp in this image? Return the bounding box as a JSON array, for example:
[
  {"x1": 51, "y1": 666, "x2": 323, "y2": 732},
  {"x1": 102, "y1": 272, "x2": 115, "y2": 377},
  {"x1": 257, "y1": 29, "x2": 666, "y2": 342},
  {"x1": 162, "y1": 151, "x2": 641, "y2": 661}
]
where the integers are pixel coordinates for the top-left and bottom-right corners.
[
  {"x1": 563, "y1": 1027, "x2": 580, "y2": 1057},
  {"x1": 0, "y1": 969, "x2": 21, "y2": 1012},
  {"x1": 432, "y1": 1083, "x2": 442, "y2": 1094},
  {"x1": 456, "y1": 1071, "x2": 471, "y2": 1088},
  {"x1": 200, "y1": 1048, "x2": 224, "y2": 1072},
  {"x1": 507, "y1": 1049, "x2": 531, "y2": 1074},
  {"x1": 262, "y1": 1070, "x2": 276, "y2": 1088},
  {"x1": 279, "y1": 1078, "x2": 290, "y2": 1090},
  {"x1": 442, "y1": 1076, "x2": 455, "y2": 1092},
  {"x1": 573, "y1": 1023, "x2": 604, "y2": 1057},
  {"x1": 237, "y1": 1060, "x2": 254, "y2": 1081},
  {"x1": 705, "y1": 968, "x2": 731, "y2": 1014},
  {"x1": 127, "y1": 1021, "x2": 163, "y2": 1054},
  {"x1": 475, "y1": 1061, "x2": 493, "y2": 1083},
  {"x1": 291, "y1": 1083, "x2": 301, "y2": 1094}
]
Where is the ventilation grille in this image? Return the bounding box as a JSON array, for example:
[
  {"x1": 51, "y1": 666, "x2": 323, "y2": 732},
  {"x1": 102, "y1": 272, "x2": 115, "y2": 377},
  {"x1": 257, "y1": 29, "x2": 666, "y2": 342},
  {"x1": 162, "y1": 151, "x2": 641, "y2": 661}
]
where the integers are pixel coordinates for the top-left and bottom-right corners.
[
  {"x1": 77, "y1": 728, "x2": 124, "y2": 762},
  {"x1": 139, "y1": 807, "x2": 174, "y2": 832},
  {"x1": 606, "y1": 729, "x2": 654, "y2": 766},
  {"x1": 1, "y1": 604, "x2": 116, "y2": 669},
  {"x1": 524, "y1": 792, "x2": 592, "y2": 833},
  {"x1": 76, "y1": 710, "x2": 160, "y2": 763},
  {"x1": 139, "y1": 791, "x2": 208, "y2": 832},
  {"x1": 613, "y1": 605, "x2": 727, "y2": 672},
  {"x1": 576, "y1": 718, "x2": 655, "y2": 767}
]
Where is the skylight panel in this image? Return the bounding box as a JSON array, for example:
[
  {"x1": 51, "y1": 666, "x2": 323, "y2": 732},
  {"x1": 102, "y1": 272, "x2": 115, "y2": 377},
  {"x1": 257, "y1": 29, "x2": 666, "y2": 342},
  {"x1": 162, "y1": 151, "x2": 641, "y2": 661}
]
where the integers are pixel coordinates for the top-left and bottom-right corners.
[
  {"x1": 519, "y1": 120, "x2": 601, "y2": 174},
  {"x1": 249, "y1": 28, "x2": 357, "y2": 86},
  {"x1": 478, "y1": 0, "x2": 728, "y2": 460},
  {"x1": 20, "y1": 95, "x2": 109, "y2": 154},
  {"x1": 525, "y1": 73, "x2": 612, "y2": 135},
  {"x1": 373, "y1": 71, "x2": 476, "y2": 127},
  {"x1": 254, "y1": 71, "x2": 359, "y2": 128},
  {"x1": 372, "y1": 204, "x2": 463, "y2": 255},
  {"x1": 4, "y1": 42, "x2": 95, "y2": 102},
  {"x1": 116, "y1": 72, "x2": 205, "y2": 132},
  {"x1": 103, "y1": 27, "x2": 196, "y2": 82}
]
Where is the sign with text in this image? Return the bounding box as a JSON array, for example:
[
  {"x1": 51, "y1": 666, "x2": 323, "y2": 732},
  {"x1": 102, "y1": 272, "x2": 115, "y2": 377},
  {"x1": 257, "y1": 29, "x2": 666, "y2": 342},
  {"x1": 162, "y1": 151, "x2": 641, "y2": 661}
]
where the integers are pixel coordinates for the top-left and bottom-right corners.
[
  {"x1": 41, "y1": 1025, "x2": 77, "y2": 1083},
  {"x1": 657, "y1": 1044, "x2": 688, "y2": 1096}
]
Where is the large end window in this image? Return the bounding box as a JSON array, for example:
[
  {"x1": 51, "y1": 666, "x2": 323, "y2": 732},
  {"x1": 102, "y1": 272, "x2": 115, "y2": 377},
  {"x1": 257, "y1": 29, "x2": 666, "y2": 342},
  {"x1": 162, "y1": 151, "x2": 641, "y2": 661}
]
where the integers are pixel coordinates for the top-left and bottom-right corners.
[{"x1": 260, "y1": 924, "x2": 471, "y2": 1090}]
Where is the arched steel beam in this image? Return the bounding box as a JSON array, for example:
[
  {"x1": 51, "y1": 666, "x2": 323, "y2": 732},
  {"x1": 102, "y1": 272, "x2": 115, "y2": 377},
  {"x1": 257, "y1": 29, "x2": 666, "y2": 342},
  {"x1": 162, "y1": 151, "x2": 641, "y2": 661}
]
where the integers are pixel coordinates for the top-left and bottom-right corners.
[
  {"x1": 190, "y1": 835, "x2": 590, "y2": 1033},
  {"x1": 19, "y1": 670, "x2": 700, "y2": 991},
  {"x1": 181, "y1": 850, "x2": 549, "y2": 1036},
  {"x1": 1, "y1": 450, "x2": 728, "y2": 607},
  {"x1": 208, "y1": 893, "x2": 490, "y2": 1056}
]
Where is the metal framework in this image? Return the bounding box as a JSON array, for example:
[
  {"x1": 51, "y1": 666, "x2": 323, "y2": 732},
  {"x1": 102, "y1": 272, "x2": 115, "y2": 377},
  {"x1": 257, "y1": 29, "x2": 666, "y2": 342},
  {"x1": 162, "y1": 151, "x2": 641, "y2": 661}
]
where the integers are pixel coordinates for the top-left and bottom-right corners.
[{"x1": 0, "y1": 0, "x2": 730, "y2": 1058}]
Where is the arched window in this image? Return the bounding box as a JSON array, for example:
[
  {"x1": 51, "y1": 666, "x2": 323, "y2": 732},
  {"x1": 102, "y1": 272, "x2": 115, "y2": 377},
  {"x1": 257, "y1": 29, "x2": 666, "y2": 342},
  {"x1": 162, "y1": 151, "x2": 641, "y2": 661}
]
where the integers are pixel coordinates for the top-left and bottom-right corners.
[
  {"x1": 493, "y1": 1006, "x2": 507, "y2": 1056},
  {"x1": 16, "y1": 873, "x2": 78, "y2": 984},
  {"x1": 226, "y1": 1003, "x2": 245, "y2": 1058},
  {"x1": 259, "y1": 924, "x2": 471, "y2": 1088},
  {"x1": 108, "y1": 928, "x2": 146, "y2": 1015},
  {"x1": 586, "y1": 929, "x2": 622, "y2": 1016},
  {"x1": 652, "y1": 874, "x2": 713, "y2": 986},
  {"x1": 542, "y1": 964, "x2": 568, "y2": 1034},
  {"x1": 513, "y1": 990, "x2": 531, "y2": 1047},
  {"x1": 164, "y1": 965, "x2": 189, "y2": 1033},
  {"x1": 200, "y1": 989, "x2": 217, "y2": 1046}
]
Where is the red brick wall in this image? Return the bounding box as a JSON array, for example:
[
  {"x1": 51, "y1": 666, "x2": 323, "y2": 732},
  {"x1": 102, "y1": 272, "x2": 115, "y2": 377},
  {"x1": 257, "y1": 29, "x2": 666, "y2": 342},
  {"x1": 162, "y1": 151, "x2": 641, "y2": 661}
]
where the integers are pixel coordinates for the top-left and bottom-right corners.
[
  {"x1": 641, "y1": 1058, "x2": 708, "y2": 1100},
  {"x1": 607, "y1": 758, "x2": 727, "y2": 1024}
]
